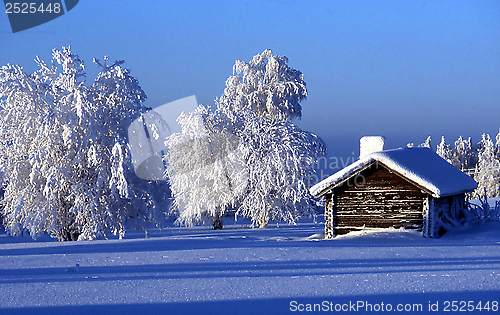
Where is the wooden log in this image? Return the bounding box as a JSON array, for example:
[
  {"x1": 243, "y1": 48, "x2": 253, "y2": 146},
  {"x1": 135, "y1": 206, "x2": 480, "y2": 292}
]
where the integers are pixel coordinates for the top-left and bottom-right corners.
[{"x1": 332, "y1": 162, "x2": 426, "y2": 235}]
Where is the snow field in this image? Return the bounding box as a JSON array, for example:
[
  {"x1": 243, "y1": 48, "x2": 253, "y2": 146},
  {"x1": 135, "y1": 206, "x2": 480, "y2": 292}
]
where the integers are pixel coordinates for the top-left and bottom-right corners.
[{"x1": 0, "y1": 217, "x2": 499, "y2": 314}]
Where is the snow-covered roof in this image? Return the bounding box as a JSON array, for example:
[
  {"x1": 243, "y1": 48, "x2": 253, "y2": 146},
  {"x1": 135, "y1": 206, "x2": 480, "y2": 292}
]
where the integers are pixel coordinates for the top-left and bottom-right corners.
[{"x1": 310, "y1": 147, "x2": 478, "y2": 198}]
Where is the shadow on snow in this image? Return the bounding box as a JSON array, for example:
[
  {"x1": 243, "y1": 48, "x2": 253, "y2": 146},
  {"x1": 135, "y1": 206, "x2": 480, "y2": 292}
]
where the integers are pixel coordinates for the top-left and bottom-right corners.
[{"x1": 0, "y1": 254, "x2": 499, "y2": 285}]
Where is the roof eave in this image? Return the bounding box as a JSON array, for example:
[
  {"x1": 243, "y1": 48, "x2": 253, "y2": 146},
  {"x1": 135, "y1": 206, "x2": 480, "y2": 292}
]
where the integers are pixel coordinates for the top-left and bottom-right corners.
[
  {"x1": 310, "y1": 158, "x2": 376, "y2": 198},
  {"x1": 432, "y1": 187, "x2": 478, "y2": 198},
  {"x1": 310, "y1": 148, "x2": 479, "y2": 199}
]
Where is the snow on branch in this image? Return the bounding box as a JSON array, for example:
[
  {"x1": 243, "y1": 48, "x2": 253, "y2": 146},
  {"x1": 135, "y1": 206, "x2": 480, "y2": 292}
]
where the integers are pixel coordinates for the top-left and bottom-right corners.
[
  {"x1": 0, "y1": 46, "x2": 169, "y2": 241},
  {"x1": 166, "y1": 50, "x2": 325, "y2": 229}
]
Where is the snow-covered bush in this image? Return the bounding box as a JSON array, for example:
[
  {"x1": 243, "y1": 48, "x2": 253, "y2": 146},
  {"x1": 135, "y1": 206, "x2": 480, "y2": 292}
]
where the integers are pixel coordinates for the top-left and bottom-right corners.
[
  {"x1": 166, "y1": 49, "x2": 325, "y2": 228},
  {"x1": 0, "y1": 47, "x2": 168, "y2": 241},
  {"x1": 465, "y1": 190, "x2": 500, "y2": 225}
]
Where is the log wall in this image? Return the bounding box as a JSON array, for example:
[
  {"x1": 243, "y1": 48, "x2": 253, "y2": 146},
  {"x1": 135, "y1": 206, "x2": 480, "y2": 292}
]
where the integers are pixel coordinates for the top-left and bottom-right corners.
[{"x1": 331, "y1": 162, "x2": 427, "y2": 235}]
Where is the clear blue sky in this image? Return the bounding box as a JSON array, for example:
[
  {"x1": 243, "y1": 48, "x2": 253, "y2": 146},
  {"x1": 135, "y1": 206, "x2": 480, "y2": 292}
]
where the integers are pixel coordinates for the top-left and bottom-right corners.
[{"x1": 1, "y1": 0, "x2": 499, "y2": 165}]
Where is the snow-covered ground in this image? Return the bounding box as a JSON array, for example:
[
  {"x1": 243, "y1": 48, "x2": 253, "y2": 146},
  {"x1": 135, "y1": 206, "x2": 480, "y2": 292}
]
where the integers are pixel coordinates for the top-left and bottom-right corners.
[{"x1": 0, "y1": 216, "x2": 499, "y2": 315}]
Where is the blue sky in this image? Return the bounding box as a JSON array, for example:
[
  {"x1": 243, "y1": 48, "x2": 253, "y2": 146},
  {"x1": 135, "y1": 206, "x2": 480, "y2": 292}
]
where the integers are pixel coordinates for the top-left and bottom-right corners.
[{"x1": 1, "y1": 0, "x2": 499, "y2": 165}]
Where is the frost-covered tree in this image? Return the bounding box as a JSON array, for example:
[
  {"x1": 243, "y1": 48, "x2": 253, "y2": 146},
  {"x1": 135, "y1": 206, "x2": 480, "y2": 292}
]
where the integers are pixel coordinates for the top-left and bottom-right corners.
[
  {"x1": 432, "y1": 135, "x2": 477, "y2": 171},
  {"x1": 165, "y1": 105, "x2": 247, "y2": 228},
  {"x1": 495, "y1": 129, "x2": 500, "y2": 160},
  {"x1": 167, "y1": 49, "x2": 325, "y2": 228},
  {"x1": 215, "y1": 49, "x2": 325, "y2": 227},
  {"x1": 453, "y1": 136, "x2": 476, "y2": 171},
  {"x1": 217, "y1": 49, "x2": 306, "y2": 122},
  {"x1": 418, "y1": 136, "x2": 432, "y2": 149},
  {"x1": 423, "y1": 133, "x2": 500, "y2": 199},
  {"x1": 473, "y1": 134, "x2": 500, "y2": 198},
  {"x1": 436, "y1": 136, "x2": 455, "y2": 165},
  {"x1": 234, "y1": 111, "x2": 326, "y2": 227},
  {"x1": 0, "y1": 47, "x2": 168, "y2": 240}
]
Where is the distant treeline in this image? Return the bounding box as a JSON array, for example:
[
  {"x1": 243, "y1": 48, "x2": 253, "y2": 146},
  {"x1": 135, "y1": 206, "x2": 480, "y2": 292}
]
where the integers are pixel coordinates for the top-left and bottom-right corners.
[{"x1": 410, "y1": 132, "x2": 500, "y2": 198}]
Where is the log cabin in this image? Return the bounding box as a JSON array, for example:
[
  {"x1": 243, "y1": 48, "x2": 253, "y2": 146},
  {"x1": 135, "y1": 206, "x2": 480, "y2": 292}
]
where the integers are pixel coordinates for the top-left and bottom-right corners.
[{"x1": 310, "y1": 137, "x2": 477, "y2": 238}]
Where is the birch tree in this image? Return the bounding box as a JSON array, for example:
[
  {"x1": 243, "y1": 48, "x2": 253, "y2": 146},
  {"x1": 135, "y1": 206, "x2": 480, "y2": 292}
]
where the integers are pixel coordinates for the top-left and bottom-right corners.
[
  {"x1": 167, "y1": 49, "x2": 325, "y2": 228},
  {"x1": 0, "y1": 47, "x2": 168, "y2": 240},
  {"x1": 165, "y1": 105, "x2": 247, "y2": 228}
]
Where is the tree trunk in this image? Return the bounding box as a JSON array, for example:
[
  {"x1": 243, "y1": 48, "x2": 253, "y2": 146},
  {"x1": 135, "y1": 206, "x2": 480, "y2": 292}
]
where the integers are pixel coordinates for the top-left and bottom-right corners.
[
  {"x1": 258, "y1": 216, "x2": 268, "y2": 228},
  {"x1": 213, "y1": 212, "x2": 223, "y2": 230},
  {"x1": 56, "y1": 214, "x2": 80, "y2": 241},
  {"x1": 57, "y1": 229, "x2": 80, "y2": 241}
]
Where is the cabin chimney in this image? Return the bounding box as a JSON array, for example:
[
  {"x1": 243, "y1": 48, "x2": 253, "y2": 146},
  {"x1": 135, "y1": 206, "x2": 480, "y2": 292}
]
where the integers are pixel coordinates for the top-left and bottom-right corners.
[{"x1": 360, "y1": 136, "x2": 385, "y2": 159}]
